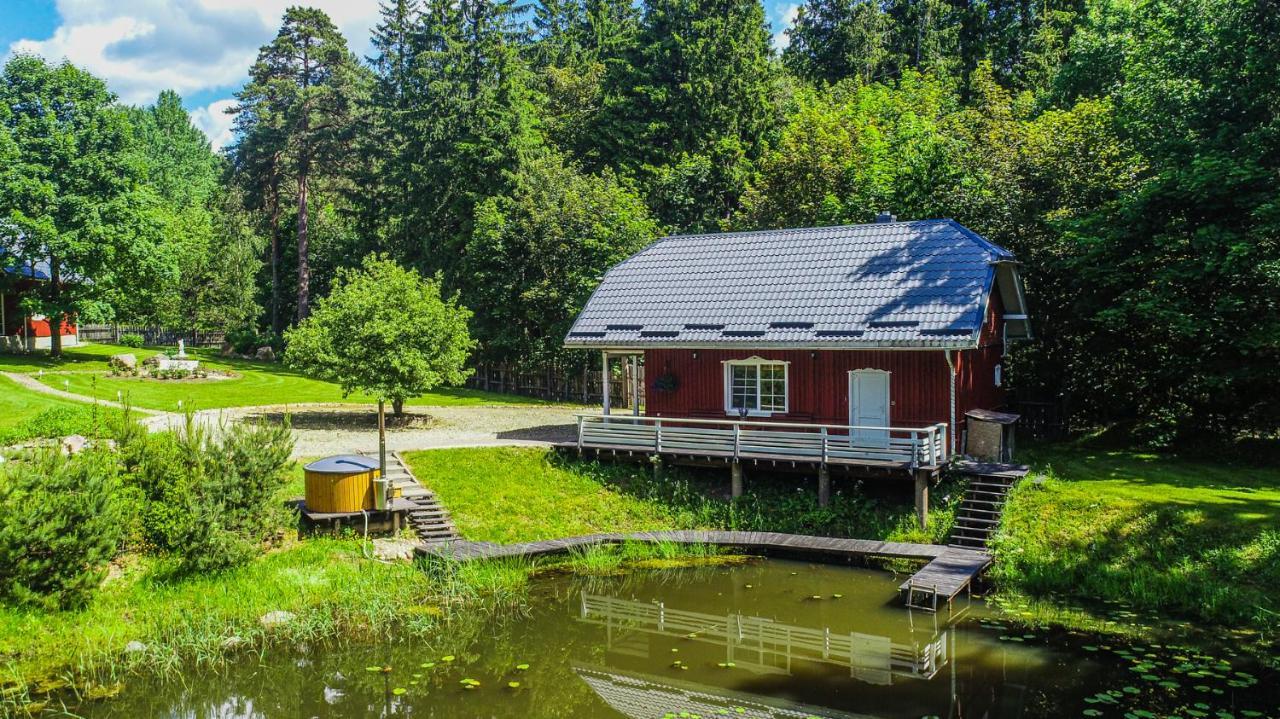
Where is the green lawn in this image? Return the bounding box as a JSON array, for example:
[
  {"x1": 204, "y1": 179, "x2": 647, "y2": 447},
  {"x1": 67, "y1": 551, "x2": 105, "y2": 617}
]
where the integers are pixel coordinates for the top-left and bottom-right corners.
[
  {"x1": 403, "y1": 446, "x2": 956, "y2": 545},
  {"x1": 991, "y1": 444, "x2": 1280, "y2": 630},
  {"x1": 0, "y1": 375, "x2": 126, "y2": 444},
  {"x1": 7, "y1": 343, "x2": 559, "y2": 411}
]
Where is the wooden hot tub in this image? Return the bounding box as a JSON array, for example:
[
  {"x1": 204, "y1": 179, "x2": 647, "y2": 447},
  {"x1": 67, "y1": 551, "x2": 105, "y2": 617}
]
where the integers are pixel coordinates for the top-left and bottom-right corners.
[{"x1": 303, "y1": 455, "x2": 381, "y2": 513}]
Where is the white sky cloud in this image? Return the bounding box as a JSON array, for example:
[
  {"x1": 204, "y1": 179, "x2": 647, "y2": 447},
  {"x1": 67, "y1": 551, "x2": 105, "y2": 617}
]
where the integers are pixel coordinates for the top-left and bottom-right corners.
[
  {"x1": 772, "y1": 3, "x2": 801, "y2": 52},
  {"x1": 6, "y1": 0, "x2": 381, "y2": 148},
  {"x1": 189, "y1": 98, "x2": 238, "y2": 151}
]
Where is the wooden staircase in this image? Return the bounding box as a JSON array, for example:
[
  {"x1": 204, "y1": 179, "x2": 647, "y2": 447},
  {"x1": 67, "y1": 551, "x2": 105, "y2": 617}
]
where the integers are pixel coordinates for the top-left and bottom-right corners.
[
  {"x1": 362, "y1": 451, "x2": 460, "y2": 544},
  {"x1": 947, "y1": 463, "x2": 1028, "y2": 550}
]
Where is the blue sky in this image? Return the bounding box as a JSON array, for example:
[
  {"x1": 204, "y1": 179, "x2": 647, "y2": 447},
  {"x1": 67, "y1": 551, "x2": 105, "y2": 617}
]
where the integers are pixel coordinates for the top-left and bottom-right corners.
[{"x1": 2, "y1": 0, "x2": 800, "y2": 150}]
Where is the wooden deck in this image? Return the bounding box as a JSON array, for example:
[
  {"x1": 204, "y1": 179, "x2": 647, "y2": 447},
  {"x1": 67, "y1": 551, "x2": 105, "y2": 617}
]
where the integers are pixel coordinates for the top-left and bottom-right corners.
[
  {"x1": 899, "y1": 548, "x2": 992, "y2": 611},
  {"x1": 575, "y1": 414, "x2": 948, "y2": 470}
]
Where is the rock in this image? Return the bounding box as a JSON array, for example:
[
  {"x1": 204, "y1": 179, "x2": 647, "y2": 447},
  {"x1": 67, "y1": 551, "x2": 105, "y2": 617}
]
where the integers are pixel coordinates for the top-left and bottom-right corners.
[
  {"x1": 108, "y1": 353, "x2": 137, "y2": 370},
  {"x1": 373, "y1": 538, "x2": 417, "y2": 561},
  {"x1": 141, "y1": 354, "x2": 161, "y2": 368},
  {"x1": 255, "y1": 345, "x2": 276, "y2": 362},
  {"x1": 61, "y1": 434, "x2": 88, "y2": 455},
  {"x1": 259, "y1": 610, "x2": 295, "y2": 628},
  {"x1": 221, "y1": 635, "x2": 246, "y2": 650},
  {"x1": 123, "y1": 640, "x2": 147, "y2": 654}
]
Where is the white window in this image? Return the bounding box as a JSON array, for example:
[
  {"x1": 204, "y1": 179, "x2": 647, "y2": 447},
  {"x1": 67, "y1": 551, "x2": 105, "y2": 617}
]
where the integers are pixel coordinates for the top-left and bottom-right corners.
[{"x1": 723, "y1": 358, "x2": 788, "y2": 416}]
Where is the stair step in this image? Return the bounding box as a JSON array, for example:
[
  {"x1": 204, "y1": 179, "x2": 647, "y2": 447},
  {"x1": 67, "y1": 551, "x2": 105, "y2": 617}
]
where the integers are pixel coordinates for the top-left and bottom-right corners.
[
  {"x1": 966, "y1": 489, "x2": 1008, "y2": 498},
  {"x1": 954, "y1": 516, "x2": 1000, "y2": 525},
  {"x1": 952, "y1": 527, "x2": 995, "y2": 537},
  {"x1": 969, "y1": 480, "x2": 1013, "y2": 490},
  {"x1": 958, "y1": 509, "x2": 1001, "y2": 518},
  {"x1": 962, "y1": 498, "x2": 1005, "y2": 506}
]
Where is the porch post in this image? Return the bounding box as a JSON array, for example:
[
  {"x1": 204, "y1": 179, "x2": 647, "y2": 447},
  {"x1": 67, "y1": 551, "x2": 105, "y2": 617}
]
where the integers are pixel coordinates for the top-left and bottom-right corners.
[
  {"x1": 914, "y1": 469, "x2": 930, "y2": 529},
  {"x1": 818, "y1": 465, "x2": 831, "y2": 508},
  {"x1": 601, "y1": 351, "x2": 610, "y2": 415},
  {"x1": 730, "y1": 461, "x2": 743, "y2": 499},
  {"x1": 631, "y1": 355, "x2": 640, "y2": 416}
]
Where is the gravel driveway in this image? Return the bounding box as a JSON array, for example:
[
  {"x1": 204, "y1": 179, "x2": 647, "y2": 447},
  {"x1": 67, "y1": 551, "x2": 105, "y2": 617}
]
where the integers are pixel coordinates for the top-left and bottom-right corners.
[{"x1": 145, "y1": 403, "x2": 579, "y2": 457}]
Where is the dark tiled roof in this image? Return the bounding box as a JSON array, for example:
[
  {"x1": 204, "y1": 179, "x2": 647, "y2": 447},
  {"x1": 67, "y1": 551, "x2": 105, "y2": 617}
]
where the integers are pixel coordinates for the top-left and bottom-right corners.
[{"x1": 565, "y1": 219, "x2": 1017, "y2": 349}]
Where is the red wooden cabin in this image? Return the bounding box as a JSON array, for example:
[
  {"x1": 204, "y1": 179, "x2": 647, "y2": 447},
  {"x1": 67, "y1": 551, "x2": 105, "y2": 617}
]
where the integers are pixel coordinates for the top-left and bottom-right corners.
[
  {"x1": 563, "y1": 215, "x2": 1030, "y2": 520},
  {"x1": 1, "y1": 259, "x2": 79, "y2": 351}
]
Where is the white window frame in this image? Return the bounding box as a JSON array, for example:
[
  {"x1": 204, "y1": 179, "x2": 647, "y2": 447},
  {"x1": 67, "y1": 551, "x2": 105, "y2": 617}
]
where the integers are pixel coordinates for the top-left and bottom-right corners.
[{"x1": 722, "y1": 357, "x2": 790, "y2": 417}]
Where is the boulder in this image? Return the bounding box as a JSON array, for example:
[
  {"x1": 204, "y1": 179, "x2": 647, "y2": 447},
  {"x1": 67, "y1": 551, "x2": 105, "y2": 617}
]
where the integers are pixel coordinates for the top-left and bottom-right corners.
[
  {"x1": 61, "y1": 435, "x2": 88, "y2": 455},
  {"x1": 141, "y1": 354, "x2": 161, "y2": 368},
  {"x1": 108, "y1": 353, "x2": 137, "y2": 370},
  {"x1": 255, "y1": 345, "x2": 276, "y2": 362},
  {"x1": 373, "y1": 538, "x2": 417, "y2": 561},
  {"x1": 259, "y1": 610, "x2": 295, "y2": 628},
  {"x1": 123, "y1": 640, "x2": 147, "y2": 654}
]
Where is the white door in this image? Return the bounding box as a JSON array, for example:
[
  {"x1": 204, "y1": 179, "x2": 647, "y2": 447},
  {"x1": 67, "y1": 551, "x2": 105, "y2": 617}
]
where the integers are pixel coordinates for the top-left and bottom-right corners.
[{"x1": 849, "y1": 370, "x2": 890, "y2": 448}]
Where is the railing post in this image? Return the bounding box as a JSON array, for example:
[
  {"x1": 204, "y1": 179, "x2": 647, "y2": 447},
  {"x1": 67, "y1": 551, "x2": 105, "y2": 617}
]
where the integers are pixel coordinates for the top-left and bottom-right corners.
[
  {"x1": 655, "y1": 418, "x2": 662, "y2": 453},
  {"x1": 733, "y1": 423, "x2": 741, "y2": 459},
  {"x1": 910, "y1": 430, "x2": 919, "y2": 470},
  {"x1": 820, "y1": 427, "x2": 828, "y2": 463},
  {"x1": 577, "y1": 415, "x2": 585, "y2": 453}
]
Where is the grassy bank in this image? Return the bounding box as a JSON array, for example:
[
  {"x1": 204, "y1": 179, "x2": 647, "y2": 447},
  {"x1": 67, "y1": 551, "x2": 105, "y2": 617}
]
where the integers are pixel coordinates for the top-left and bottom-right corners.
[
  {"x1": 0, "y1": 376, "x2": 127, "y2": 445},
  {"x1": 403, "y1": 446, "x2": 960, "y2": 545},
  {"x1": 990, "y1": 444, "x2": 1280, "y2": 637},
  {"x1": 5, "y1": 343, "x2": 562, "y2": 411}
]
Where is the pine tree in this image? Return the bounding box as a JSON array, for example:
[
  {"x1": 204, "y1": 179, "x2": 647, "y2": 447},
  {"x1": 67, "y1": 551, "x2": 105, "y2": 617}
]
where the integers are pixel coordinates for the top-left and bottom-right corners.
[
  {"x1": 231, "y1": 7, "x2": 364, "y2": 321},
  {"x1": 595, "y1": 0, "x2": 777, "y2": 230},
  {"x1": 406, "y1": 0, "x2": 540, "y2": 280}
]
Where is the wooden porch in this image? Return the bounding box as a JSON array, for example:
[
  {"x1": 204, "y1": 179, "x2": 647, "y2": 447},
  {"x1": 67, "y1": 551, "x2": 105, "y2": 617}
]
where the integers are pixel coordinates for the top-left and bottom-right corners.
[{"x1": 575, "y1": 414, "x2": 947, "y2": 470}]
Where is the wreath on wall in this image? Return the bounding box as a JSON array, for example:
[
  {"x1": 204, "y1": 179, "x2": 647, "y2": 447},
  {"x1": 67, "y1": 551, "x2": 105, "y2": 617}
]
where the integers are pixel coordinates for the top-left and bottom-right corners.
[{"x1": 653, "y1": 372, "x2": 680, "y2": 392}]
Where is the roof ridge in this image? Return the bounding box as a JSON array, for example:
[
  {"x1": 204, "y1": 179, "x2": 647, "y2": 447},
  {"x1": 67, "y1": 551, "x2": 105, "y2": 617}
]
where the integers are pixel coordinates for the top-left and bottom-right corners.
[
  {"x1": 942, "y1": 219, "x2": 1014, "y2": 260},
  {"x1": 657, "y1": 218, "x2": 952, "y2": 243}
]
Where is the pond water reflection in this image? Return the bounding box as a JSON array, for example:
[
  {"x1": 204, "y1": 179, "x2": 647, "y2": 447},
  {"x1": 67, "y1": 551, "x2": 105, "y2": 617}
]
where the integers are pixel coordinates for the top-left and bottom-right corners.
[{"x1": 79, "y1": 559, "x2": 1277, "y2": 718}]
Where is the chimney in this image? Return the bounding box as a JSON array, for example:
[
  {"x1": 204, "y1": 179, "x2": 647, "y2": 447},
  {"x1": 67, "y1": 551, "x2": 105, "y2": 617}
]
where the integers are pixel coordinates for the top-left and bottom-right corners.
[{"x1": 876, "y1": 211, "x2": 897, "y2": 223}]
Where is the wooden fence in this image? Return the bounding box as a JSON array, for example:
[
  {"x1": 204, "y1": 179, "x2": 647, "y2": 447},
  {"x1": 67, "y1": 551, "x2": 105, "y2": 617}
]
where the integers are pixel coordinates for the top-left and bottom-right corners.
[
  {"x1": 79, "y1": 324, "x2": 226, "y2": 348},
  {"x1": 467, "y1": 362, "x2": 644, "y2": 408}
]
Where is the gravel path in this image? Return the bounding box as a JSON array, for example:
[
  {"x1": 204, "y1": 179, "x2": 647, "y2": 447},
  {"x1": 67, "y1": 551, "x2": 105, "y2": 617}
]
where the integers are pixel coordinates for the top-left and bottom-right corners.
[
  {"x1": 144, "y1": 403, "x2": 579, "y2": 457},
  {"x1": 6, "y1": 369, "x2": 578, "y2": 457}
]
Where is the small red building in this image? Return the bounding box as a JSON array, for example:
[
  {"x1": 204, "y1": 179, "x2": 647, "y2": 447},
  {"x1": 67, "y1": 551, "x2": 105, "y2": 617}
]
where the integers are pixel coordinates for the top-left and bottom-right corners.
[
  {"x1": 563, "y1": 216, "x2": 1030, "y2": 519},
  {"x1": 1, "y1": 258, "x2": 79, "y2": 351}
]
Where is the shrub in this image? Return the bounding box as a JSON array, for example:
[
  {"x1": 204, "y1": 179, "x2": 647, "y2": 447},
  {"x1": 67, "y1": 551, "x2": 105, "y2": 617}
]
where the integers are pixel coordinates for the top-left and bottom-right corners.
[
  {"x1": 117, "y1": 416, "x2": 295, "y2": 571},
  {"x1": 0, "y1": 405, "x2": 120, "y2": 445},
  {"x1": 118, "y1": 333, "x2": 144, "y2": 348},
  {"x1": 0, "y1": 449, "x2": 128, "y2": 609}
]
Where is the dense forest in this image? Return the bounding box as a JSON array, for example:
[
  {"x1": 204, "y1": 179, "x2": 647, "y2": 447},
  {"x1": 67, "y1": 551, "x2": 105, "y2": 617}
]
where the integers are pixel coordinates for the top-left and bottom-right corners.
[{"x1": 1, "y1": 0, "x2": 1278, "y2": 444}]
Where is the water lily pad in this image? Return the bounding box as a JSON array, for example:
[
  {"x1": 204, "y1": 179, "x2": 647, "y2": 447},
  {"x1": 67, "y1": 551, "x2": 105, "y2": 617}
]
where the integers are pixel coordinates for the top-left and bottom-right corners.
[
  {"x1": 366, "y1": 666, "x2": 383, "y2": 672},
  {"x1": 420, "y1": 662, "x2": 436, "y2": 669},
  {"x1": 442, "y1": 655, "x2": 455, "y2": 662},
  {"x1": 392, "y1": 687, "x2": 407, "y2": 696},
  {"x1": 1083, "y1": 711, "x2": 1102, "y2": 717},
  {"x1": 515, "y1": 663, "x2": 530, "y2": 670},
  {"x1": 508, "y1": 681, "x2": 521, "y2": 689}
]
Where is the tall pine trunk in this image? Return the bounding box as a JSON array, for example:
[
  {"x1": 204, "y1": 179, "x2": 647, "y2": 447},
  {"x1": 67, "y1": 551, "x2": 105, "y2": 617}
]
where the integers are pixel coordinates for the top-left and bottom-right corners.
[
  {"x1": 296, "y1": 161, "x2": 310, "y2": 321},
  {"x1": 268, "y1": 179, "x2": 282, "y2": 336}
]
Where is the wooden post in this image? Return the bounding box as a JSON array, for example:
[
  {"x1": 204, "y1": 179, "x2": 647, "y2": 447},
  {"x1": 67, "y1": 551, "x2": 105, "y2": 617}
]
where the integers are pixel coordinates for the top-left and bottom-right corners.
[
  {"x1": 601, "y1": 352, "x2": 610, "y2": 415},
  {"x1": 914, "y1": 469, "x2": 930, "y2": 529},
  {"x1": 818, "y1": 464, "x2": 831, "y2": 507},
  {"x1": 731, "y1": 461, "x2": 743, "y2": 499},
  {"x1": 631, "y1": 356, "x2": 640, "y2": 416},
  {"x1": 652, "y1": 455, "x2": 663, "y2": 482}
]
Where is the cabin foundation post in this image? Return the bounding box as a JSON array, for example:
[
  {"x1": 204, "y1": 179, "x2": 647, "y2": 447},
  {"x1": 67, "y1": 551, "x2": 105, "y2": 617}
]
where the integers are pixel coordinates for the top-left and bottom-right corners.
[
  {"x1": 730, "y1": 461, "x2": 743, "y2": 499},
  {"x1": 651, "y1": 455, "x2": 664, "y2": 482},
  {"x1": 914, "y1": 469, "x2": 930, "y2": 529},
  {"x1": 817, "y1": 464, "x2": 831, "y2": 507}
]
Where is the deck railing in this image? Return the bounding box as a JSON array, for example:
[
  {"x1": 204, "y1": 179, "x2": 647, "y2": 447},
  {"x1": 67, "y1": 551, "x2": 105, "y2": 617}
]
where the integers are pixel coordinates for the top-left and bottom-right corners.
[
  {"x1": 576, "y1": 414, "x2": 947, "y2": 468},
  {"x1": 579, "y1": 593, "x2": 948, "y2": 682}
]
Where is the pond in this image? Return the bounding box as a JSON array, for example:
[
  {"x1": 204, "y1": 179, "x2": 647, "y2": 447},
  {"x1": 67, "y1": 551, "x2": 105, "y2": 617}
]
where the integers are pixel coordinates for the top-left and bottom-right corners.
[{"x1": 79, "y1": 559, "x2": 1276, "y2": 718}]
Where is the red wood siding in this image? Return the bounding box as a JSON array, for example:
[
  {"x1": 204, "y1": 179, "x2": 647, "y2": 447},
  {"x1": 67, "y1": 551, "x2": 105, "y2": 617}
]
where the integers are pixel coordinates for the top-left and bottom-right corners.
[
  {"x1": 642, "y1": 288, "x2": 1009, "y2": 452},
  {"x1": 645, "y1": 348, "x2": 952, "y2": 429}
]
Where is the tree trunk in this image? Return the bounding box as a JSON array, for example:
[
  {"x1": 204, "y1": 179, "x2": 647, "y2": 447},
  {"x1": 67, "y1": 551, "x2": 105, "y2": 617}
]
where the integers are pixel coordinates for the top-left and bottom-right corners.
[
  {"x1": 49, "y1": 254, "x2": 62, "y2": 358},
  {"x1": 268, "y1": 180, "x2": 282, "y2": 336},
  {"x1": 295, "y1": 164, "x2": 310, "y2": 322},
  {"x1": 392, "y1": 397, "x2": 404, "y2": 416}
]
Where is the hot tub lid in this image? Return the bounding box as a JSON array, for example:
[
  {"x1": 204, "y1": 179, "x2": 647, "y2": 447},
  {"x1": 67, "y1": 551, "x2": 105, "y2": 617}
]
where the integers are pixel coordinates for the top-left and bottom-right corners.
[{"x1": 304, "y1": 455, "x2": 380, "y2": 474}]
